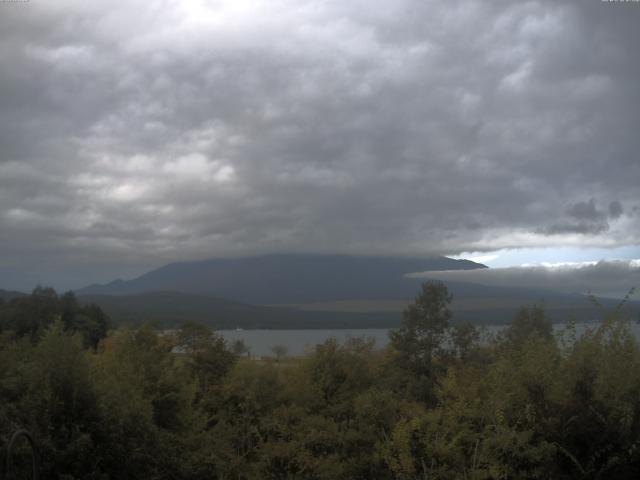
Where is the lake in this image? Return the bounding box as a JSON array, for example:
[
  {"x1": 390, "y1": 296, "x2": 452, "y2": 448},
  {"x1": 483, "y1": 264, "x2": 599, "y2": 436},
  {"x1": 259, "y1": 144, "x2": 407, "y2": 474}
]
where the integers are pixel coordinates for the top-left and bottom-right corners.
[{"x1": 217, "y1": 322, "x2": 640, "y2": 357}]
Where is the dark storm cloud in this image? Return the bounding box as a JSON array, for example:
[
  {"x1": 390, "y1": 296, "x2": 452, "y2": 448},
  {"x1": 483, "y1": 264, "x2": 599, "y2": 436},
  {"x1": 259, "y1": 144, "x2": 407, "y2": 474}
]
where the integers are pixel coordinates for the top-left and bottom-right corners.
[{"x1": 0, "y1": 0, "x2": 639, "y2": 289}]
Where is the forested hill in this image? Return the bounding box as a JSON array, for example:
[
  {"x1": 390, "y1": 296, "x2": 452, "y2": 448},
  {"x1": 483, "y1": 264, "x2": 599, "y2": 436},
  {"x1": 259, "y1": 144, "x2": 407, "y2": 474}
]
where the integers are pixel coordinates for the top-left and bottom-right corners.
[
  {"x1": 76, "y1": 291, "x2": 400, "y2": 329},
  {"x1": 77, "y1": 254, "x2": 486, "y2": 303},
  {"x1": 0, "y1": 289, "x2": 27, "y2": 301}
]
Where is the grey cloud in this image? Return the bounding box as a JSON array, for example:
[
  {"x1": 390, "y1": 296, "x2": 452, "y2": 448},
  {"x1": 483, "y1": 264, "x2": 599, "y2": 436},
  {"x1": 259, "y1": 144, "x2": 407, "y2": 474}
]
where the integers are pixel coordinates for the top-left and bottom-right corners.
[
  {"x1": 541, "y1": 198, "x2": 629, "y2": 236},
  {"x1": 609, "y1": 200, "x2": 624, "y2": 219},
  {"x1": 409, "y1": 259, "x2": 640, "y2": 299},
  {"x1": 550, "y1": 199, "x2": 609, "y2": 235},
  {"x1": 542, "y1": 222, "x2": 609, "y2": 236},
  {"x1": 0, "y1": 0, "x2": 639, "y2": 289},
  {"x1": 568, "y1": 199, "x2": 602, "y2": 221}
]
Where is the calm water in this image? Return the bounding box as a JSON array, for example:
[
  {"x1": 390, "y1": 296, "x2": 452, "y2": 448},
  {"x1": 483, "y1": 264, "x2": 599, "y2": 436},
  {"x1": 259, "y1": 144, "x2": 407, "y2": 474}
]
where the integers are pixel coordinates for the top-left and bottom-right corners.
[{"x1": 218, "y1": 322, "x2": 640, "y2": 357}]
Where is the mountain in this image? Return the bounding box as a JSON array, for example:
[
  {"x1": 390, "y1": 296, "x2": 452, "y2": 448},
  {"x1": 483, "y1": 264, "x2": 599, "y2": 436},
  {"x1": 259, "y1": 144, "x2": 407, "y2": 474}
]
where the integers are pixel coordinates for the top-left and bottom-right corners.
[
  {"x1": 74, "y1": 254, "x2": 639, "y2": 328},
  {"x1": 77, "y1": 254, "x2": 487, "y2": 303}
]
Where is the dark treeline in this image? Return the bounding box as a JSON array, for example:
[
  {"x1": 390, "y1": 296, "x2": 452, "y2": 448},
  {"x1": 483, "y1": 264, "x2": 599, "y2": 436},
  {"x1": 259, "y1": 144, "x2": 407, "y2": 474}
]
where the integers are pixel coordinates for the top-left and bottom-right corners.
[{"x1": 1, "y1": 282, "x2": 640, "y2": 479}]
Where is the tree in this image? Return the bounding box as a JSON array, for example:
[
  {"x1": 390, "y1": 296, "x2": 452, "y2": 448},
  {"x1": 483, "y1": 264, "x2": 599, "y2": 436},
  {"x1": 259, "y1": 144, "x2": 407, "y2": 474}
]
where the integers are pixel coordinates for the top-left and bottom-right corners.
[
  {"x1": 450, "y1": 321, "x2": 480, "y2": 361},
  {"x1": 389, "y1": 281, "x2": 452, "y2": 402},
  {"x1": 60, "y1": 291, "x2": 109, "y2": 348},
  {"x1": 231, "y1": 339, "x2": 250, "y2": 357},
  {"x1": 503, "y1": 304, "x2": 552, "y2": 349},
  {"x1": 91, "y1": 324, "x2": 192, "y2": 478},
  {"x1": 390, "y1": 281, "x2": 452, "y2": 367},
  {"x1": 176, "y1": 321, "x2": 236, "y2": 393},
  {"x1": 0, "y1": 288, "x2": 109, "y2": 347},
  {"x1": 271, "y1": 344, "x2": 288, "y2": 362}
]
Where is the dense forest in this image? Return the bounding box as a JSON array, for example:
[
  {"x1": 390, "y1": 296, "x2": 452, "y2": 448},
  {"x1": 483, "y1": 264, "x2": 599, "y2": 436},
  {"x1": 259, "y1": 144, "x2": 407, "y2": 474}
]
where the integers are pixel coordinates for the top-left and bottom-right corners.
[{"x1": 1, "y1": 283, "x2": 640, "y2": 479}]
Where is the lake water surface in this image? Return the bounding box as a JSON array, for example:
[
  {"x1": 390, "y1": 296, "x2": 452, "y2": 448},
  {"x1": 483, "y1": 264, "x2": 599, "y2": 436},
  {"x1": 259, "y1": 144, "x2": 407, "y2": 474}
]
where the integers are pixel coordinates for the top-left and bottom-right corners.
[{"x1": 218, "y1": 322, "x2": 640, "y2": 357}]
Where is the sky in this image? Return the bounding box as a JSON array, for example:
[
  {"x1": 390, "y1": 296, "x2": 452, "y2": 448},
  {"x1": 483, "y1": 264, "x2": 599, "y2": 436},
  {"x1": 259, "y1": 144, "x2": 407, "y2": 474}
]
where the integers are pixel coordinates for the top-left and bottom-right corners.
[{"x1": 0, "y1": 0, "x2": 639, "y2": 292}]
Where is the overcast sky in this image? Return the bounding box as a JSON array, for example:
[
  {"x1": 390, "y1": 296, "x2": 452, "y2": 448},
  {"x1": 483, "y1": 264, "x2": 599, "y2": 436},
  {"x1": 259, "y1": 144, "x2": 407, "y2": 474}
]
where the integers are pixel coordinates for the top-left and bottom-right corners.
[{"x1": 1, "y1": 0, "x2": 639, "y2": 291}]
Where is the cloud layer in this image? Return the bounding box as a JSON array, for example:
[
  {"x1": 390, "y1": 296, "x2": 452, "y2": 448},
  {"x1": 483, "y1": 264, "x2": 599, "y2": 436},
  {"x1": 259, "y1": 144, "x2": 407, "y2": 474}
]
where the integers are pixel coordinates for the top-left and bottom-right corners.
[
  {"x1": 1, "y1": 0, "x2": 639, "y2": 288},
  {"x1": 410, "y1": 259, "x2": 640, "y2": 299}
]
